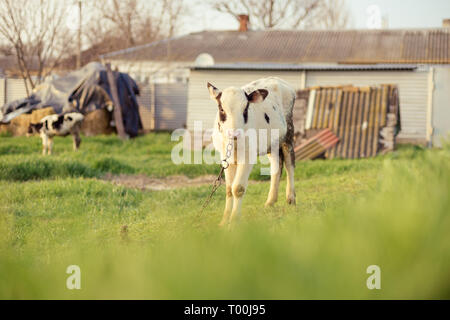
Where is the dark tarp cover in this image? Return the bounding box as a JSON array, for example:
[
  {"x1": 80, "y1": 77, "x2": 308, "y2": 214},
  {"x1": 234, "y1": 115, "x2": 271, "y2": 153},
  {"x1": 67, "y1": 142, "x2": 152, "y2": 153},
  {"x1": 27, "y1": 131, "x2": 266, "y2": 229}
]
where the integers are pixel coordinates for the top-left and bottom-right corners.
[{"x1": 0, "y1": 62, "x2": 141, "y2": 137}]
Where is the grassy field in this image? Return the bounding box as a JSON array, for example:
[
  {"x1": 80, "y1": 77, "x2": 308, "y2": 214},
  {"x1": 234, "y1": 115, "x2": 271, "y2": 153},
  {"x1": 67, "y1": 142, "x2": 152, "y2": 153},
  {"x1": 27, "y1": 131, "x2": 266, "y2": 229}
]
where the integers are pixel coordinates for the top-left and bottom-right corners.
[{"x1": 0, "y1": 133, "x2": 449, "y2": 299}]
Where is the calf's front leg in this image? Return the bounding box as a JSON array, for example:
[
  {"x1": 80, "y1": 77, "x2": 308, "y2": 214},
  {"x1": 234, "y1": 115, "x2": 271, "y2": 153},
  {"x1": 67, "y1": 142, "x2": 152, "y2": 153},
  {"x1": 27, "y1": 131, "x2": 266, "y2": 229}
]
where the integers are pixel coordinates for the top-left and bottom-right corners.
[
  {"x1": 220, "y1": 164, "x2": 236, "y2": 227},
  {"x1": 229, "y1": 163, "x2": 254, "y2": 227},
  {"x1": 41, "y1": 134, "x2": 48, "y2": 155}
]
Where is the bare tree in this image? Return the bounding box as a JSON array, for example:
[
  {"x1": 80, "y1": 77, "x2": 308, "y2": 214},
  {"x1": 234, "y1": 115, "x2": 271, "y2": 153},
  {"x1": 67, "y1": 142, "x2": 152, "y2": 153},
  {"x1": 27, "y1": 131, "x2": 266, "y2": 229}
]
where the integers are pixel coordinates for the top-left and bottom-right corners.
[
  {"x1": 0, "y1": 0, "x2": 74, "y2": 94},
  {"x1": 209, "y1": 0, "x2": 324, "y2": 29},
  {"x1": 95, "y1": 0, "x2": 143, "y2": 47},
  {"x1": 313, "y1": 0, "x2": 352, "y2": 30},
  {"x1": 93, "y1": 0, "x2": 186, "y2": 48},
  {"x1": 55, "y1": 0, "x2": 187, "y2": 71},
  {"x1": 165, "y1": 0, "x2": 186, "y2": 37},
  {"x1": 0, "y1": 43, "x2": 13, "y2": 55}
]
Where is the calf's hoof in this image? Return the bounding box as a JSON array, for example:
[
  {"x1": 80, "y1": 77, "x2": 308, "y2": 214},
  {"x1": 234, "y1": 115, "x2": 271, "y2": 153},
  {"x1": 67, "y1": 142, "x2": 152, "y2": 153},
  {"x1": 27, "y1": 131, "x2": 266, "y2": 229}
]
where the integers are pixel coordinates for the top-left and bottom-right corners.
[
  {"x1": 264, "y1": 200, "x2": 276, "y2": 207},
  {"x1": 286, "y1": 195, "x2": 296, "y2": 205}
]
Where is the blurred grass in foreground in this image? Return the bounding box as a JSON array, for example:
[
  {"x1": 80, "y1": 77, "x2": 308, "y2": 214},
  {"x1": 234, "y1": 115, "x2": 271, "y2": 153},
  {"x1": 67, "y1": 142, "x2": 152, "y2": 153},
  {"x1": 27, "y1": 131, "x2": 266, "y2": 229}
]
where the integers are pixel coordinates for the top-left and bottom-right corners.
[{"x1": 0, "y1": 135, "x2": 449, "y2": 299}]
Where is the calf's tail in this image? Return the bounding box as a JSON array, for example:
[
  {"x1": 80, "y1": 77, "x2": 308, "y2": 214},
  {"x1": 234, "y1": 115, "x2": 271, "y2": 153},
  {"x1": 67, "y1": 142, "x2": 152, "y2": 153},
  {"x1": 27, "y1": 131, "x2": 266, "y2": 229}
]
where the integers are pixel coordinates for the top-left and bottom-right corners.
[{"x1": 278, "y1": 147, "x2": 285, "y2": 178}]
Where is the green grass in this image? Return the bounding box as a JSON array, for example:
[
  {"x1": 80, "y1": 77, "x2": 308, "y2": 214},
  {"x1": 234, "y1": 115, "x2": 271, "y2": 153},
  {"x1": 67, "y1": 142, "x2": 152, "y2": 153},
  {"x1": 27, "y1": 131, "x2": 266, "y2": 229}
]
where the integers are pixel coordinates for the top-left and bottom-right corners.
[
  {"x1": 0, "y1": 134, "x2": 221, "y2": 180},
  {"x1": 0, "y1": 134, "x2": 449, "y2": 299}
]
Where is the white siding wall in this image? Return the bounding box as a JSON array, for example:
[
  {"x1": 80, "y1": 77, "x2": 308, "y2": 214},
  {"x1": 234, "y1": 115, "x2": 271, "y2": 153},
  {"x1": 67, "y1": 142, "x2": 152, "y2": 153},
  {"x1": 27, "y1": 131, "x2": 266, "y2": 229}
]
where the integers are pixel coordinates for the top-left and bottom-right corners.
[
  {"x1": 106, "y1": 59, "x2": 190, "y2": 83},
  {"x1": 187, "y1": 70, "x2": 304, "y2": 130},
  {"x1": 306, "y1": 70, "x2": 429, "y2": 141},
  {"x1": 0, "y1": 78, "x2": 5, "y2": 105},
  {"x1": 5, "y1": 78, "x2": 28, "y2": 103},
  {"x1": 431, "y1": 67, "x2": 450, "y2": 146}
]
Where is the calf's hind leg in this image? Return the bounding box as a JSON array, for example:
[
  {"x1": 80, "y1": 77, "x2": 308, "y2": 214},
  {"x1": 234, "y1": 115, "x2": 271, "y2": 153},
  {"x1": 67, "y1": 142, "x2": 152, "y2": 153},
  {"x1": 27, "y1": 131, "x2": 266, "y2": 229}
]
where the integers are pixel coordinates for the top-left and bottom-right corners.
[
  {"x1": 281, "y1": 142, "x2": 296, "y2": 205},
  {"x1": 47, "y1": 137, "x2": 54, "y2": 155},
  {"x1": 265, "y1": 151, "x2": 283, "y2": 207},
  {"x1": 72, "y1": 132, "x2": 81, "y2": 151}
]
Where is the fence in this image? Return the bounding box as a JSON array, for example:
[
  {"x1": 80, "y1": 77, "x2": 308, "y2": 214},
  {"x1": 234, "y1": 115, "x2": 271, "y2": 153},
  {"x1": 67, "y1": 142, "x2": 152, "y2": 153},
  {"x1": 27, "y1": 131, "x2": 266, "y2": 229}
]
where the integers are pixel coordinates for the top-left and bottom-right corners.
[
  {"x1": 0, "y1": 78, "x2": 29, "y2": 106},
  {"x1": 1, "y1": 77, "x2": 188, "y2": 132},
  {"x1": 135, "y1": 82, "x2": 188, "y2": 131}
]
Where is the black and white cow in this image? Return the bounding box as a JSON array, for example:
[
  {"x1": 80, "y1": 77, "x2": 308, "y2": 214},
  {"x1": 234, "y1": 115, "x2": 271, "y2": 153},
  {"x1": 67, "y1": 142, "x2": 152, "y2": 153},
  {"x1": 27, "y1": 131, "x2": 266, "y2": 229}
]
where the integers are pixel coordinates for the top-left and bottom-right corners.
[
  {"x1": 28, "y1": 112, "x2": 84, "y2": 155},
  {"x1": 208, "y1": 77, "x2": 296, "y2": 227}
]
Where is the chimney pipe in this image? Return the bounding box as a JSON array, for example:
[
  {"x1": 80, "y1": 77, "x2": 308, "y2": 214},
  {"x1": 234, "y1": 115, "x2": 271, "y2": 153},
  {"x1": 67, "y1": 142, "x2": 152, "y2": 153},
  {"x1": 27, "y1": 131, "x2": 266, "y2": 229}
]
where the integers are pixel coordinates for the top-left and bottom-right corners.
[
  {"x1": 238, "y1": 14, "x2": 249, "y2": 32},
  {"x1": 443, "y1": 19, "x2": 450, "y2": 28}
]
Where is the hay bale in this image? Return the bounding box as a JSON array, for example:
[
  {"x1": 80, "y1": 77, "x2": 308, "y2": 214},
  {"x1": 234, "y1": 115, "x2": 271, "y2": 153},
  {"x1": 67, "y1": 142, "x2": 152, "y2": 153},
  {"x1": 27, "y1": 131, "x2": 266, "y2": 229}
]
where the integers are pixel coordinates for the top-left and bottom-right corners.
[
  {"x1": 6, "y1": 107, "x2": 55, "y2": 136},
  {"x1": 31, "y1": 107, "x2": 55, "y2": 123},
  {"x1": 81, "y1": 109, "x2": 114, "y2": 136},
  {"x1": 6, "y1": 107, "x2": 113, "y2": 136},
  {"x1": 10, "y1": 113, "x2": 33, "y2": 136},
  {"x1": 0, "y1": 123, "x2": 12, "y2": 136}
]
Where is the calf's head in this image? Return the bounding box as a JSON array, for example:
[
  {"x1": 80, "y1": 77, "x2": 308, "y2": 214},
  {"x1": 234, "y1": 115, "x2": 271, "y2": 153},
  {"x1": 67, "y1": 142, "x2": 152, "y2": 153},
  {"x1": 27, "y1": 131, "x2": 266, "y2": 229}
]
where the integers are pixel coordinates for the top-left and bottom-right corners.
[
  {"x1": 207, "y1": 82, "x2": 268, "y2": 138},
  {"x1": 27, "y1": 123, "x2": 43, "y2": 136}
]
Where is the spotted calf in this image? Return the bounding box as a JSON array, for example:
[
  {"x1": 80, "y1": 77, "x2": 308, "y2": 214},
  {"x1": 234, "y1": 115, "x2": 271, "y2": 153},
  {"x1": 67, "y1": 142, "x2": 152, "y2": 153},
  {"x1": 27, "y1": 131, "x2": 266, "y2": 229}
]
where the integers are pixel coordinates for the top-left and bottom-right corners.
[
  {"x1": 28, "y1": 112, "x2": 84, "y2": 155},
  {"x1": 208, "y1": 77, "x2": 296, "y2": 227}
]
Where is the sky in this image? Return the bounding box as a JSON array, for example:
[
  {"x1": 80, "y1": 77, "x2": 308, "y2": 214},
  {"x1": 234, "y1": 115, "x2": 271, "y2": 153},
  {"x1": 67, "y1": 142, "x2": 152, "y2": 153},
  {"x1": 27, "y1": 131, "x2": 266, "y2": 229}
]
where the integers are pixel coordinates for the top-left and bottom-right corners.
[
  {"x1": 184, "y1": 0, "x2": 450, "y2": 34},
  {"x1": 347, "y1": 0, "x2": 450, "y2": 29}
]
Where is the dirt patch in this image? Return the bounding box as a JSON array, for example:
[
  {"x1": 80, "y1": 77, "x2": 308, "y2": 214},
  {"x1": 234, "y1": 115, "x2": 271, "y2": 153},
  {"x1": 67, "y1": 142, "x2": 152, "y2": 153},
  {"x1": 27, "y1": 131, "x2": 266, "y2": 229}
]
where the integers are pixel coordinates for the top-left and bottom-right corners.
[
  {"x1": 102, "y1": 173, "x2": 219, "y2": 191},
  {"x1": 101, "y1": 173, "x2": 264, "y2": 191}
]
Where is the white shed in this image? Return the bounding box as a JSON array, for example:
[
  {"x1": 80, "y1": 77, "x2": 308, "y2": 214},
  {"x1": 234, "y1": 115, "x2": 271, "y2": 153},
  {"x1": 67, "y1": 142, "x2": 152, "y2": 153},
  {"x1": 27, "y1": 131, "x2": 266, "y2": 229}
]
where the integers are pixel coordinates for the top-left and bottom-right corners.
[{"x1": 187, "y1": 64, "x2": 432, "y2": 145}]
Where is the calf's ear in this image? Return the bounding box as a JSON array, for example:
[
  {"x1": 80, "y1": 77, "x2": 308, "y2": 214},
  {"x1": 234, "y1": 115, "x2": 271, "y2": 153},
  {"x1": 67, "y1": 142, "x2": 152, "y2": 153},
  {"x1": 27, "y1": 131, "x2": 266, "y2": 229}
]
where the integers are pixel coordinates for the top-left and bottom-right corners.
[
  {"x1": 207, "y1": 82, "x2": 221, "y2": 100},
  {"x1": 247, "y1": 89, "x2": 269, "y2": 103}
]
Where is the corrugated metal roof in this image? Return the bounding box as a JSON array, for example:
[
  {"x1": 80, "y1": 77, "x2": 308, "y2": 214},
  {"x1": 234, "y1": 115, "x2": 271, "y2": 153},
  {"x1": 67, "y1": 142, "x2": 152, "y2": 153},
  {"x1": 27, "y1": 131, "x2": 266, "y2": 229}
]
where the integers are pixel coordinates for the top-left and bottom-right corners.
[
  {"x1": 294, "y1": 129, "x2": 339, "y2": 160},
  {"x1": 304, "y1": 70, "x2": 429, "y2": 141},
  {"x1": 304, "y1": 85, "x2": 400, "y2": 159},
  {"x1": 102, "y1": 29, "x2": 450, "y2": 65},
  {"x1": 192, "y1": 63, "x2": 418, "y2": 71}
]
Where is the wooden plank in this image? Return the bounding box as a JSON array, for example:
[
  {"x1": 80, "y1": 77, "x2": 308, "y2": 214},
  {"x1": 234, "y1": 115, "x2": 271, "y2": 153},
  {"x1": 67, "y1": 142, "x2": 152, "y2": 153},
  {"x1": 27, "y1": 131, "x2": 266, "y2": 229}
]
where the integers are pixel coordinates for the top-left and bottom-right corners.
[
  {"x1": 335, "y1": 91, "x2": 348, "y2": 158},
  {"x1": 328, "y1": 89, "x2": 343, "y2": 159},
  {"x1": 380, "y1": 84, "x2": 389, "y2": 127},
  {"x1": 312, "y1": 89, "x2": 323, "y2": 129},
  {"x1": 320, "y1": 88, "x2": 331, "y2": 128},
  {"x1": 348, "y1": 90, "x2": 360, "y2": 159},
  {"x1": 305, "y1": 89, "x2": 316, "y2": 130},
  {"x1": 325, "y1": 89, "x2": 338, "y2": 159},
  {"x1": 295, "y1": 130, "x2": 339, "y2": 161},
  {"x1": 340, "y1": 91, "x2": 354, "y2": 158},
  {"x1": 353, "y1": 91, "x2": 365, "y2": 158},
  {"x1": 327, "y1": 89, "x2": 337, "y2": 129},
  {"x1": 106, "y1": 63, "x2": 127, "y2": 139},
  {"x1": 296, "y1": 141, "x2": 321, "y2": 160},
  {"x1": 316, "y1": 89, "x2": 325, "y2": 128},
  {"x1": 365, "y1": 89, "x2": 375, "y2": 157},
  {"x1": 318, "y1": 88, "x2": 327, "y2": 129},
  {"x1": 366, "y1": 88, "x2": 378, "y2": 156},
  {"x1": 371, "y1": 87, "x2": 383, "y2": 156},
  {"x1": 360, "y1": 88, "x2": 373, "y2": 158},
  {"x1": 322, "y1": 88, "x2": 333, "y2": 129},
  {"x1": 327, "y1": 88, "x2": 338, "y2": 128}
]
